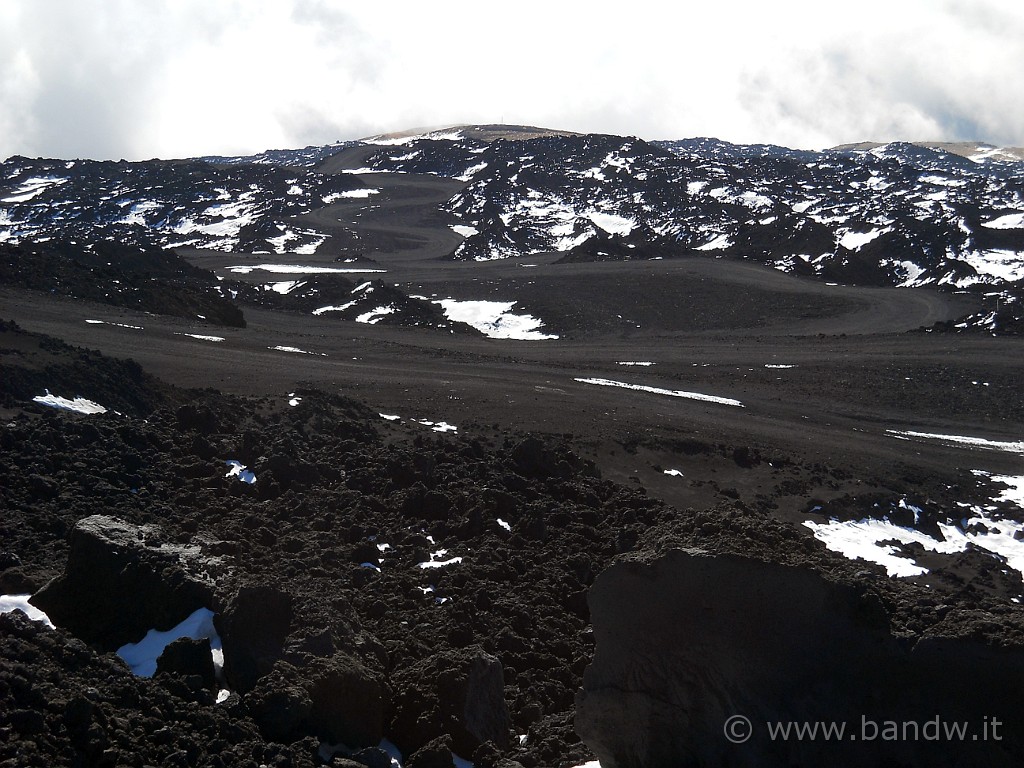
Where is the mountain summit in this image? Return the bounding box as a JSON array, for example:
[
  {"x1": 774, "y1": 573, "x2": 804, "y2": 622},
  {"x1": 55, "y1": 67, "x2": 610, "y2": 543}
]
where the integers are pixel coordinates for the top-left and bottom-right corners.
[{"x1": 360, "y1": 124, "x2": 582, "y2": 144}]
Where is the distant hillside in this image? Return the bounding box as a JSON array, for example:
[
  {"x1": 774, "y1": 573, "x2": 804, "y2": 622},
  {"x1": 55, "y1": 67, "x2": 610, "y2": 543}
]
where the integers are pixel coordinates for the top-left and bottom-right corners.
[
  {"x1": 832, "y1": 140, "x2": 1024, "y2": 164},
  {"x1": 361, "y1": 124, "x2": 581, "y2": 143}
]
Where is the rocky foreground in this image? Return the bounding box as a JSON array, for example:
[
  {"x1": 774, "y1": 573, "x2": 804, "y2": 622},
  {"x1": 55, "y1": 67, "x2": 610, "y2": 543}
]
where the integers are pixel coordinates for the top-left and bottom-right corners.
[{"x1": 3, "y1": 319, "x2": 1024, "y2": 768}]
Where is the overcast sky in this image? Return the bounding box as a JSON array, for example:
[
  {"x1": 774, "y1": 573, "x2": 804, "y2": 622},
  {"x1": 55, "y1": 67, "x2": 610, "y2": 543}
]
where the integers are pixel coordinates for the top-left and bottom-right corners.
[{"x1": 2, "y1": 0, "x2": 1022, "y2": 161}]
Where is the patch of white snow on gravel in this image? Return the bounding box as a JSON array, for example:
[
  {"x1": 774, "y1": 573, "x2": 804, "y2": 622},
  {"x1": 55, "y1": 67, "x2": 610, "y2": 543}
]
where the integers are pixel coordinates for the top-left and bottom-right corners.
[
  {"x1": 436, "y1": 299, "x2": 557, "y2": 340},
  {"x1": 574, "y1": 378, "x2": 743, "y2": 407},
  {"x1": 33, "y1": 392, "x2": 107, "y2": 414}
]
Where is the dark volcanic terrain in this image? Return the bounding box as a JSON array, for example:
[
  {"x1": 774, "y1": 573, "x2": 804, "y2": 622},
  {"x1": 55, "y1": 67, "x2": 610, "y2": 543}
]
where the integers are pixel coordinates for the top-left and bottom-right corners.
[{"x1": 2, "y1": 126, "x2": 1024, "y2": 768}]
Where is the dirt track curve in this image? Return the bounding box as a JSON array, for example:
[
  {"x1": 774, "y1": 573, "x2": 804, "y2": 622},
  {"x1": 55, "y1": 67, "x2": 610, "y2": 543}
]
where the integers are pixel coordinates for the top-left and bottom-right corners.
[{"x1": 3, "y1": 164, "x2": 1020, "y2": 513}]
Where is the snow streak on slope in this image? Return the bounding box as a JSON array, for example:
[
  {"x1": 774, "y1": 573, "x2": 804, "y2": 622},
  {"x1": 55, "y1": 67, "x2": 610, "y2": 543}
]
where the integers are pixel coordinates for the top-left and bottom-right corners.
[
  {"x1": 32, "y1": 392, "x2": 108, "y2": 414},
  {"x1": 574, "y1": 377, "x2": 743, "y2": 407}
]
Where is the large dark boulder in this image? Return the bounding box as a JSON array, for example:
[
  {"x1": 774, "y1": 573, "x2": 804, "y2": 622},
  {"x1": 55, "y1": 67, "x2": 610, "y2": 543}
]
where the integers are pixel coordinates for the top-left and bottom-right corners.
[
  {"x1": 221, "y1": 584, "x2": 388, "y2": 748},
  {"x1": 510, "y1": 437, "x2": 562, "y2": 479},
  {"x1": 155, "y1": 636, "x2": 216, "y2": 694},
  {"x1": 216, "y1": 585, "x2": 293, "y2": 694},
  {"x1": 406, "y1": 735, "x2": 455, "y2": 768},
  {"x1": 243, "y1": 654, "x2": 388, "y2": 748},
  {"x1": 246, "y1": 663, "x2": 313, "y2": 743},
  {"x1": 30, "y1": 515, "x2": 214, "y2": 650},
  {"x1": 391, "y1": 647, "x2": 512, "y2": 757},
  {"x1": 576, "y1": 548, "x2": 1024, "y2": 767},
  {"x1": 305, "y1": 654, "x2": 388, "y2": 748}
]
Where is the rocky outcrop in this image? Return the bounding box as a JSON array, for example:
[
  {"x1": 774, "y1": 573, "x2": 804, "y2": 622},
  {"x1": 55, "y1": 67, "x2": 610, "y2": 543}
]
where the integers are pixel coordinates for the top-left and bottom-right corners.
[
  {"x1": 243, "y1": 652, "x2": 388, "y2": 748},
  {"x1": 246, "y1": 662, "x2": 314, "y2": 743},
  {"x1": 218, "y1": 584, "x2": 389, "y2": 748},
  {"x1": 304, "y1": 653, "x2": 389, "y2": 748},
  {"x1": 576, "y1": 548, "x2": 1024, "y2": 767},
  {"x1": 391, "y1": 647, "x2": 513, "y2": 757},
  {"x1": 155, "y1": 636, "x2": 216, "y2": 694},
  {"x1": 0, "y1": 610, "x2": 320, "y2": 768},
  {"x1": 216, "y1": 585, "x2": 293, "y2": 694},
  {"x1": 30, "y1": 515, "x2": 215, "y2": 650}
]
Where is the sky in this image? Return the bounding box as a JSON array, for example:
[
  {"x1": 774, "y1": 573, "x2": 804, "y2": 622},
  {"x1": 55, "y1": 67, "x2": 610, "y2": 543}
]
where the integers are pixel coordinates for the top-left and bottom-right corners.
[{"x1": 1, "y1": 0, "x2": 1023, "y2": 161}]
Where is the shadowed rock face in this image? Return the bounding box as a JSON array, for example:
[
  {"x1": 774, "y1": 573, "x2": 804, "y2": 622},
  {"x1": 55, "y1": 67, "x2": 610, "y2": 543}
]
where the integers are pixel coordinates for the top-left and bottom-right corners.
[
  {"x1": 217, "y1": 585, "x2": 294, "y2": 694},
  {"x1": 30, "y1": 515, "x2": 214, "y2": 650},
  {"x1": 576, "y1": 549, "x2": 1024, "y2": 768},
  {"x1": 391, "y1": 647, "x2": 513, "y2": 757},
  {"x1": 156, "y1": 636, "x2": 216, "y2": 694}
]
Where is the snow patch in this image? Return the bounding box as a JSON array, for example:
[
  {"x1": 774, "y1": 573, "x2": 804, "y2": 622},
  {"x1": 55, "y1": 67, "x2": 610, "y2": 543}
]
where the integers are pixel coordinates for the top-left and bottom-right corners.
[
  {"x1": 225, "y1": 460, "x2": 256, "y2": 484},
  {"x1": 365, "y1": 130, "x2": 463, "y2": 145},
  {"x1": 266, "y1": 228, "x2": 329, "y2": 255},
  {"x1": 586, "y1": 211, "x2": 635, "y2": 236},
  {"x1": 807, "y1": 491, "x2": 1024, "y2": 580},
  {"x1": 959, "y1": 249, "x2": 1024, "y2": 283},
  {"x1": 117, "y1": 200, "x2": 163, "y2": 226},
  {"x1": 334, "y1": 188, "x2": 380, "y2": 199},
  {"x1": 803, "y1": 518, "x2": 936, "y2": 577},
  {"x1": 228, "y1": 264, "x2": 385, "y2": 275},
  {"x1": 574, "y1": 378, "x2": 744, "y2": 407},
  {"x1": 116, "y1": 607, "x2": 222, "y2": 678},
  {"x1": 173, "y1": 193, "x2": 258, "y2": 248},
  {"x1": 981, "y1": 213, "x2": 1024, "y2": 230},
  {"x1": 268, "y1": 280, "x2": 305, "y2": 295},
  {"x1": 2, "y1": 176, "x2": 67, "y2": 203},
  {"x1": 919, "y1": 174, "x2": 961, "y2": 187},
  {"x1": 418, "y1": 548, "x2": 463, "y2": 569},
  {"x1": 897, "y1": 261, "x2": 927, "y2": 287},
  {"x1": 838, "y1": 229, "x2": 884, "y2": 250},
  {"x1": 85, "y1": 319, "x2": 144, "y2": 330},
  {"x1": 312, "y1": 301, "x2": 358, "y2": 315},
  {"x1": 414, "y1": 419, "x2": 458, "y2": 434},
  {"x1": 356, "y1": 305, "x2": 396, "y2": 324},
  {"x1": 886, "y1": 430, "x2": 1024, "y2": 455},
  {"x1": 990, "y1": 474, "x2": 1024, "y2": 508},
  {"x1": 268, "y1": 345, "x2": 327, "y2": 357},
  {"x1": 32, "y1": 392, "x2": 107, "y2": 414},
  {"x1": 436, "y1": 299, "x2": 558, "y2": 340},
  {"x1": 696, "y1": 234, "x2": 732, "y2": 251},
  {"x1": 175, "y1": 333, "x2": 225, "y2": 342},
  {"x1": 0, "y1": 594, "x2": 54, "y2": 627},
  {"x1": 457, "y1": 162, "x2": 488, "y2": 181}
]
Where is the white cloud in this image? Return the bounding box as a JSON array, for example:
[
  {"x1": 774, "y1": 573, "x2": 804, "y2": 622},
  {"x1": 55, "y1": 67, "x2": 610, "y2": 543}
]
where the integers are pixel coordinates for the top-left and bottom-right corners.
[
  {"x1": 0, "y1": 0, "x2": 1022, "y2": 160},
  {"x1": 735, "y1": 0, "x2": 1024, "y2": 148}
]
